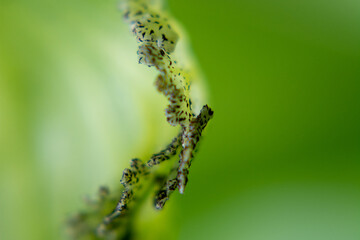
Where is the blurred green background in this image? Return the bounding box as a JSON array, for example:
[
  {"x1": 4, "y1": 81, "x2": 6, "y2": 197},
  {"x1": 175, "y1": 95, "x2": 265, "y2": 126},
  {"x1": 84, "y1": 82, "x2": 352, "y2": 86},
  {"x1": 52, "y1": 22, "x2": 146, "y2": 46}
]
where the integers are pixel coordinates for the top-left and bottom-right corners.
[{"x1": 1, "y1": 0, "x2": 360, "y2": 239}]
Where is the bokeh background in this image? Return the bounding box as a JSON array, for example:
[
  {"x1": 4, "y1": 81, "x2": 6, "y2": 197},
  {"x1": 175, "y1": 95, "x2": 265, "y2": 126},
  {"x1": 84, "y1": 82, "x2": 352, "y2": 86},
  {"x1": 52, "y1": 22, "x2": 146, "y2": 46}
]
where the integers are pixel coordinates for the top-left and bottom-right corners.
[{"x1": 1, "y1": 0, "x2": 360, "y2": 239}]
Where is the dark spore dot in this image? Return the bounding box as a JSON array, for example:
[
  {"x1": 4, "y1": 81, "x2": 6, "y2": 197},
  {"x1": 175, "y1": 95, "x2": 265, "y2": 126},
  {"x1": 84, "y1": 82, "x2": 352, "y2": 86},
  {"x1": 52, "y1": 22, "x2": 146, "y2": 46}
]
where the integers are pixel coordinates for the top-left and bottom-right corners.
[
  {"x1": 135, "y1": 10, "x2": 143, "y2": 16},
  {"x1": 150, "y1": 30, "x2": 154, "y2": 35},
  {"x1": 170, "y1": 41, "x2": 174, "y2": 44},
  {"x1": 159, "y1": 25, "x2": 163, "y2": 30},
  {"x1": 160, "y1": 49, "x2": 165, "y2": 56},
  {"x1": 147, "y1": 19, "x2": 151, "y2": 23},
  {"x1": 142, "y1": 32, "x2": 146, "y2": 38},
  {"x1": 154, "y1": 21, "x2": 160, "y2": 24},
  {"x1": 162, "y1": 34, "x2": 168, "y2": 41}
]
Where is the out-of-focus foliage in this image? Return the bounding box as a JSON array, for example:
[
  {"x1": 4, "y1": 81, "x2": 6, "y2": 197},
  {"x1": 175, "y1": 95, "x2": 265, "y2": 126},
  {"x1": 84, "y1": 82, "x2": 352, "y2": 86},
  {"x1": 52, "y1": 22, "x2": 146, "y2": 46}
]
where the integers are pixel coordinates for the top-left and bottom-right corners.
[
  {"x1": 1, "y1": 0, "x2": 360, "y2": 240},
  {"x1": 168, "y1": 1, "x2": 360, "y2": 240}
]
